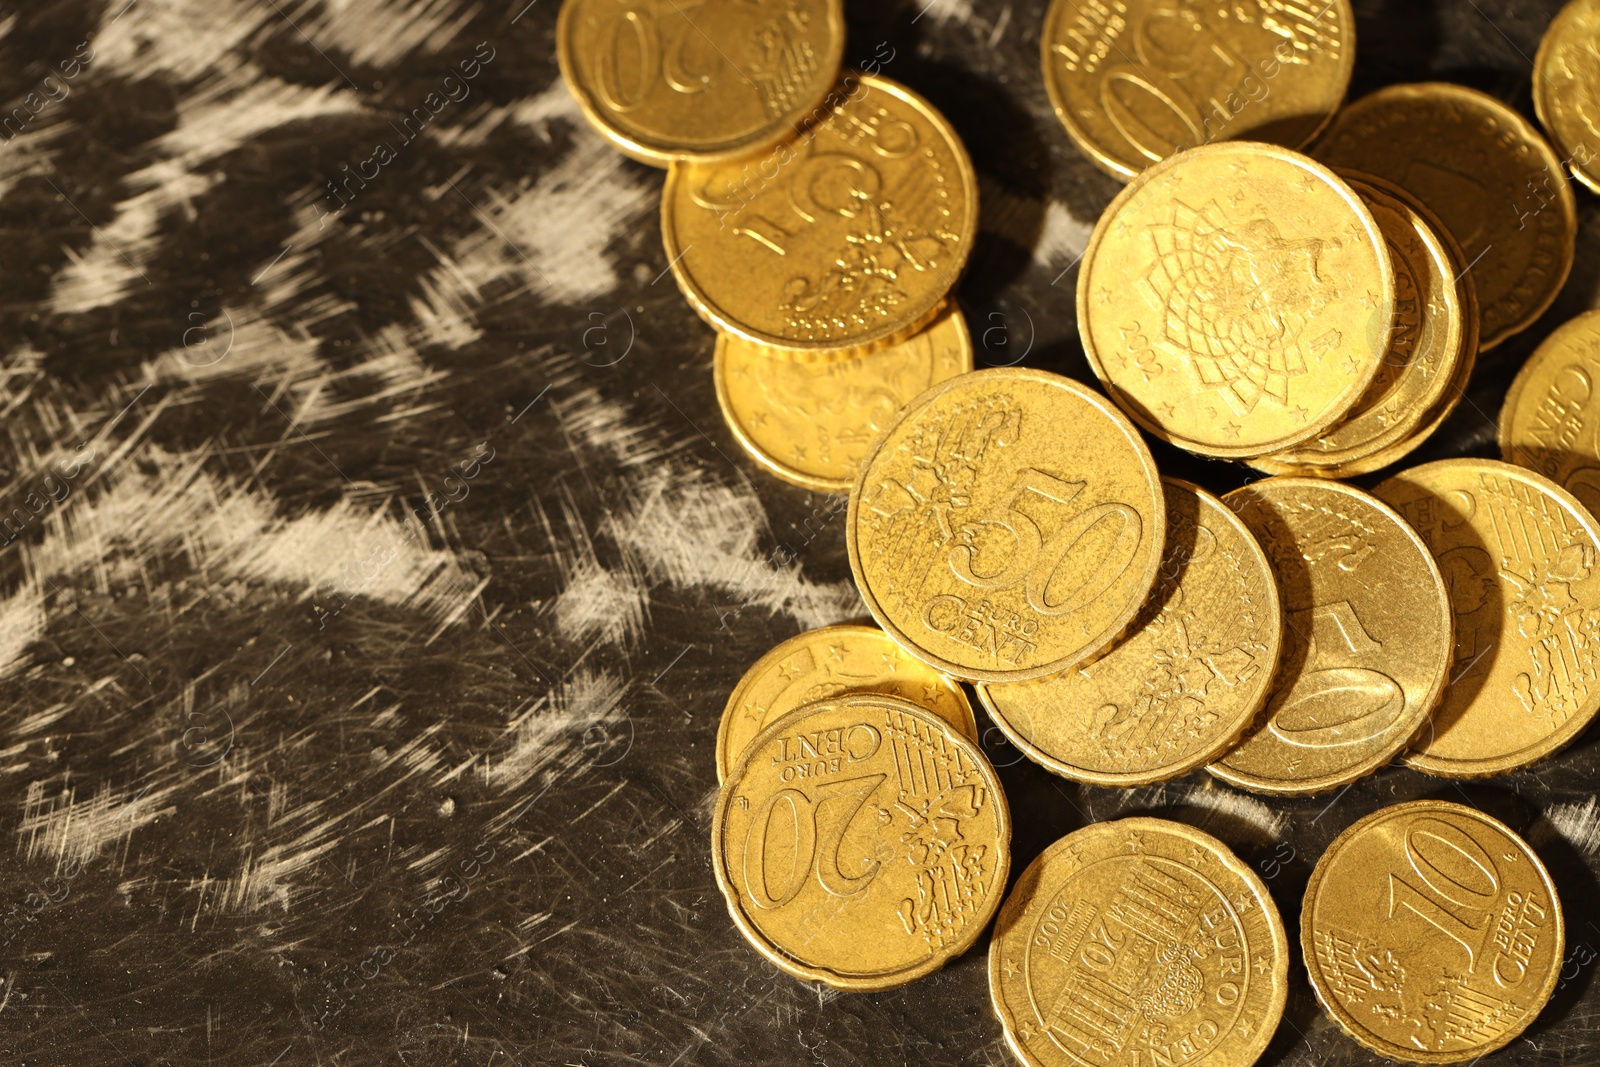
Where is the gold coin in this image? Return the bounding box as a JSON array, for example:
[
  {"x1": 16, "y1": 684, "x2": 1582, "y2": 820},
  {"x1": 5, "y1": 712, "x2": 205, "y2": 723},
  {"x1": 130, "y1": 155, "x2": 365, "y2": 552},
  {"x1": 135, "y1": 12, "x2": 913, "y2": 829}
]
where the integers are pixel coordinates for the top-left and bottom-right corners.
[
  {"x1": 713, "y1": 692, "x2": 1010, "y2": 990},
  {"x1": 1302, "y1": 799, "x2": 1563, "y2": 1064},
  {"x1": 1078, "y1": 141, "x2": 1393, "y2": 459},
  {"x1": 663, "y1": 74, "x2": 978, "y2": 354},
  {"x1": 990, "y1": 817, "x2": 1290, "y2": 1067},
  {"x1": 976, "y1": 478, "x2": 1282, "y2": 787},
  {"x1": 1252, "y1": 174, "x2": 1468, "y2": 477},
  {"x1": 1373, "y1": 458, "x2": 1600, "y2": 776},
  {"x1": 1313, "y1": 82, "x2": 1578, "y2": 351},
  {"x1": 1209, "y1": 478, "x2": 1453, "y2": 795},
  {"x1": 1040, "y1": 0, "x2": 1355, "y2": 181},
  {"x1": 1315, "y1": 262, "x2": 1482, "y2": 480},
  {"x1": 715, "y1": 623, "x2": 977, "y2": 783},
  {"x1": 1498, "y1": 308, "x2": 1600, "y2": 517},
  {"x1": 1534, "y1": 0, "x2": 1600, "y2": 195},
  {"x1": 554, "y1": 0, "x2": 845, "y2": 167},
  {"x1": 714, "y1": 305, "x2": 973, "y2": 493},
  {"x1": 848, "y1": 368, "x2": 1165, "y2": 683}
]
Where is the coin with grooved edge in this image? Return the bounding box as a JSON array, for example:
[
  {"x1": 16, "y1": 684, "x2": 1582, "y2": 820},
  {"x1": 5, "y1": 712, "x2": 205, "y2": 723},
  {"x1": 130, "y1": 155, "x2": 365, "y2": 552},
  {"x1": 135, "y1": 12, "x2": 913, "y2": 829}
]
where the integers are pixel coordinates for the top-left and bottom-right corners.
[
  {"x1": 1373, "y1": 459, "x2": 1600, "y2": 776},
  {"x1": 1321, "y1": 259, "x2": 1481, "y2": 480},
  {"x1": 1302, "y1": 800, "x2": 1563, "y2": 1064},
  {"x1": 1208, "y1": 478, "x2": 1452, "y2": 795},
  {"x1": 1314, "y1": 82, "x2": 1577, "y2": 351},
  {"x1": 849, "y1": 367, "x2": 1165, "y2": 683},
  {"x1": 1534, "y1": 0, "x2": 1600, "y2": 195},
  {"x1": 715, "y1": 305, "x2": 972, "y2": 493},
  {"x1": 1041, "y1": 0, "x2": 1355, "y2": 181},
  {"x1": 990, "y1": 817, "x2": 1289, "y2": 1067},
  {"x1": 1498, "y1": 309, "x2": 1600, "y2": 519},
  {"x1": 716, "y1": 624, "x2": 977, "y2": 783},
  {"x1": 713, "y1": 693, "x2": 1010, "y2": 990},
  {"x1": 1253, "y1": 174, "x2": 1468, "y2": 477},
  {"x1": 1078, "y1": 141, "x2": 1393, "y2": 459},
  {"x1": 977, "y1": 478, "x2": 1282, "y2": 787},
  {"x1": 556, "y1": 0, "x2": 846, "y2": 166},
  {"x1": 664, "y1": 74, "x2": 977, "y2": 355}
]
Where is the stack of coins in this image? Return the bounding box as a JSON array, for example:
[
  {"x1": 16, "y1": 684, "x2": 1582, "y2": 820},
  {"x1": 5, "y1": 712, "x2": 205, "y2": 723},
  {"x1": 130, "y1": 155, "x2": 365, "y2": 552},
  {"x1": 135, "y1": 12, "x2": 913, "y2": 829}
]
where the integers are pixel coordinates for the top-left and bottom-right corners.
[
  {"x1": 558, "y1": 2, "x2": 1600, "y2": 1065},
  {"x1": 558, "y1": 0, "x2": 981, "y2": 493}
]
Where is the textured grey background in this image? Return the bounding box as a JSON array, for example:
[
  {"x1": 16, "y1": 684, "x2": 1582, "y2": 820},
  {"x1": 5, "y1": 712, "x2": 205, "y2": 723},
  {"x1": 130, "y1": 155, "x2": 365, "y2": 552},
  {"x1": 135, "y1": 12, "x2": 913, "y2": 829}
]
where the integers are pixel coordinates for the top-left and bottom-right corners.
[{"x1": 0, "y1": 1, "x2": 1595, "y2": 1065}]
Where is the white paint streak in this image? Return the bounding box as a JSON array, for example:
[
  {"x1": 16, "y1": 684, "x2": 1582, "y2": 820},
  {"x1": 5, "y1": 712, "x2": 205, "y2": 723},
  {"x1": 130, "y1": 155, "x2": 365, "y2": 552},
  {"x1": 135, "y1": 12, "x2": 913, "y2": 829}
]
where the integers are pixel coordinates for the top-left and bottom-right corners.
[
  {"x1": 19, "y1": 780, "x2": 178, "y2": 869},
  {"x1": 550, "y1": 384, "x2": 677, "y2": 469},
  {"x1": 1034, "y1": 200, "x2": 1095, "y2": 268},
  {"x1": 916, "y1": 0, "x2": 976, "y2": 28},
  {"x1": 303, "y1": 0, "x2": 483, "y2": 69},
  {"x1": 452, "y1": 111, "x2": 654, "y2": 305},
  {"x1": 0, "y1": 447, "x2": 485, "y2": 680},
  {"x1": 51, "y1": 70, "x2": 360, "y2": 313},
  {"x1": 610, "y1": 472, "x2": 861, "y2": 632},
  {"x1": 554, "y1": 555, "x2": 649, "y2": 649},
  {"x1": 483, "y1": 668, "x2": 627, "y2": 792},
  {"x1": 1181, "y1": 785, "x2": 1287, "y2": 838},
  {"x1": 0, "y1": 593, "x2": 45, "y2": 678},
  {"x1": 1540, "y1": 796, "x2": 1600, "y2": 855},
  {"x1": 154, "y1": 314, "x2": 322, "y2": 384},
  {"x1": 94, "y1": 0, "x2": 275, "y2": 82}
]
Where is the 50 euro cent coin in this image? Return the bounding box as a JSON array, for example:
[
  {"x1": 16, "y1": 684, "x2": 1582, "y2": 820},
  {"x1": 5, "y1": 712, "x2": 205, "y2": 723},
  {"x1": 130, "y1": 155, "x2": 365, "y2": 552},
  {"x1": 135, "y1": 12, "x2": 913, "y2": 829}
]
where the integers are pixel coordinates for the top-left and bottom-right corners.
[
  {"x1": 977, "y1": 478, "x2": 1282, "y2": 787},
  {"x1": 848, "y1": 367, "x2": 1166, "y2": 683}
]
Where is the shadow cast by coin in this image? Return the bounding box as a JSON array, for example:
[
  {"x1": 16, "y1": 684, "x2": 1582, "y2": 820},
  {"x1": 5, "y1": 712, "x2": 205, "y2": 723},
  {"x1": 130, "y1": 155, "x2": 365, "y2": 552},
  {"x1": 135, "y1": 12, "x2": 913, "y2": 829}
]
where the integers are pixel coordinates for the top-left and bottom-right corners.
[
  {"x1": 1405, "y1": 518, "x2": 1504, "y2": 762},
  {"x1": 1350, "y1": 0, "x2": 1447, "y2": 97}
]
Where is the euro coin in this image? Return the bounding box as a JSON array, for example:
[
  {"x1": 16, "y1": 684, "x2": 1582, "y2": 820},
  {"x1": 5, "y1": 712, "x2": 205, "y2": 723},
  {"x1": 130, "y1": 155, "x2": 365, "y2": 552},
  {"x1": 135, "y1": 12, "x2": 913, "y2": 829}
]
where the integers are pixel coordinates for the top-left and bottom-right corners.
[
  {"x1": 1314, "y1": 82, "x2": 1577, "y2": 351},
  {"x1": 1533, "y1": 0, "x2": 1600, "y2": 195},
  {"x1": 1326, "y1": 259, "x2": 1481, "y2": 479},
  {"x1": 848, "y1": 368, "x2": 1165, "y2": 683},
  {"x1": 990, "y1": 817, "x2": 1289, "y2": 1067},
  {"x1": 1252, "y1": 174, "x2": 1467, "y2": 477},
  {"x1": 715, "y1": 623, "x2": 977, "y2": 783},
  {"x1": 1498, "y1": 309, "x2": 1600, "y2": 518},
  {"x1": 977, "y1": 478, "x2": 1281, "y2": 787},
  {"x1": 555, "y1": 0, "x2": 845, "y2": 166},
  {"x1": 1209, "y1": 478, "x2": 1452, "y2": 795},
  {"x1": 1373, "y1": 458, "x2": 1600, "y2": 777},
  {"x1": 1078, "y1": 141, "x2": 1393, "y2": 458},
  {"x1": 663, "y1": 74, "x2": 977, "y2": 354},
  {"x1": 714, "y1": 305, "x2": 972, "y2": 493},
  {"x1": 1041, "y1": 0, "x2": 1355, "y2": 181},
  {"x1": 1302, "y1": 800, "x2": 1562, "y2": 1064},
  {"x1": 713, "y1": 693, "x2": 1010, "y2": 990}
]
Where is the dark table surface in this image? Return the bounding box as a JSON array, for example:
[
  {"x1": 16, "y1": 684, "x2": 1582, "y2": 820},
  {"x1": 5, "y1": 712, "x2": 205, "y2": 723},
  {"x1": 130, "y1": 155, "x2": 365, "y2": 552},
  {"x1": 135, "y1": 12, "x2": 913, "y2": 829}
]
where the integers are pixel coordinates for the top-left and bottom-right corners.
[{"x1": 0, "y1": 0, "x2": 1597, "y2": 1064}]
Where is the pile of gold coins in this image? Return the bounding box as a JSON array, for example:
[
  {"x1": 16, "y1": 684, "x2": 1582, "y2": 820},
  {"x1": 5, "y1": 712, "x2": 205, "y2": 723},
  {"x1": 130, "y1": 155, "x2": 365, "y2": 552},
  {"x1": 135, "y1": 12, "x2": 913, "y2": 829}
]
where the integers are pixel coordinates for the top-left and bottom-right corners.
[{"x1": 557, "y1": 0, "x2": 1600, "y2": 1063}]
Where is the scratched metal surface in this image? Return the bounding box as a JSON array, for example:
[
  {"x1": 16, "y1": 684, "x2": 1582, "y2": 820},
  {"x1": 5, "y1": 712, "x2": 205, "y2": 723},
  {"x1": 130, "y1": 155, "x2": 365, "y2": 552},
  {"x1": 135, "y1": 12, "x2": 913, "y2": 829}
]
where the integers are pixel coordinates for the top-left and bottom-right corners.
[{"x1": 0, "y1": 1, "x2": 1596, "y2": 1065}]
